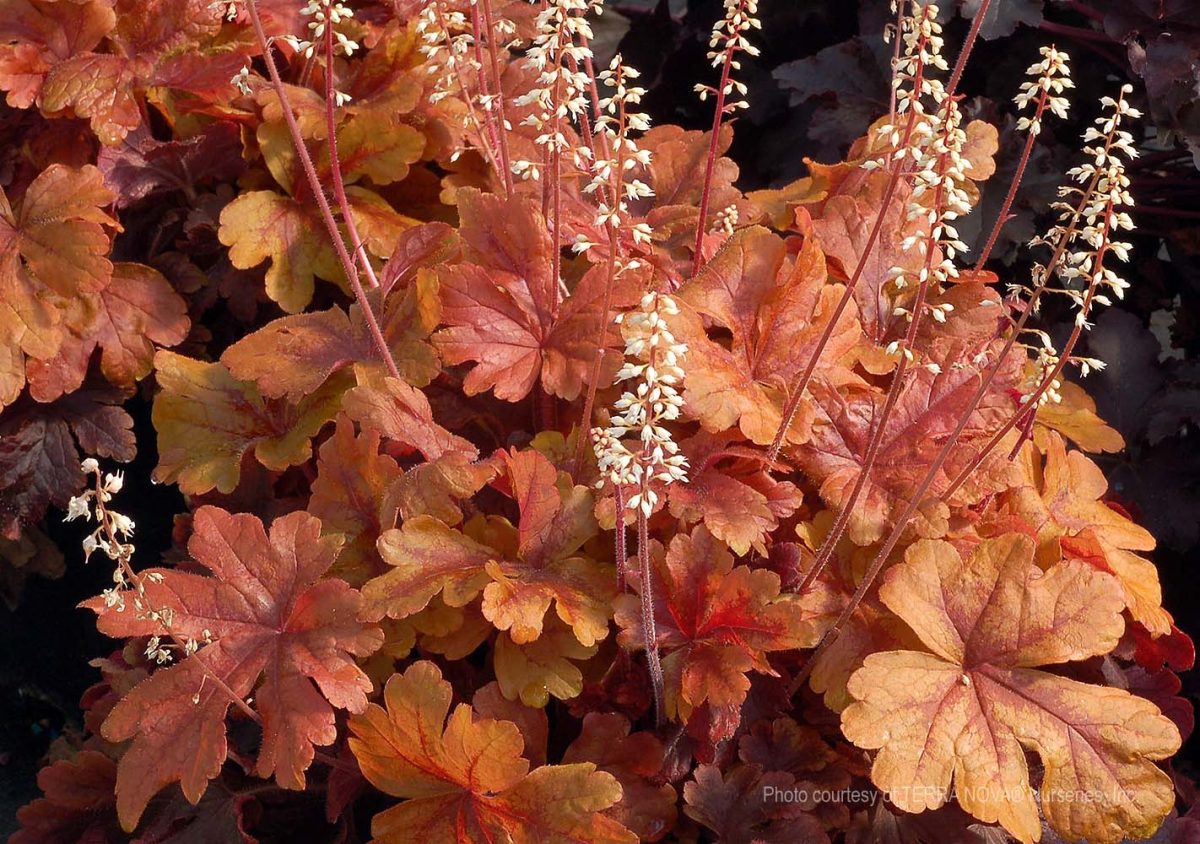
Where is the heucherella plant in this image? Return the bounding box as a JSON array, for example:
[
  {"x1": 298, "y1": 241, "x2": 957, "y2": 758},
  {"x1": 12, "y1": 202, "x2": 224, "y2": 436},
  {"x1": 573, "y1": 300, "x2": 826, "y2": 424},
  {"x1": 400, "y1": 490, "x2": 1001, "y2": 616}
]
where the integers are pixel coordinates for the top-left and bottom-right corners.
[{"x1": 3, "y1": 1, "x2": 1191, "y2": 843}]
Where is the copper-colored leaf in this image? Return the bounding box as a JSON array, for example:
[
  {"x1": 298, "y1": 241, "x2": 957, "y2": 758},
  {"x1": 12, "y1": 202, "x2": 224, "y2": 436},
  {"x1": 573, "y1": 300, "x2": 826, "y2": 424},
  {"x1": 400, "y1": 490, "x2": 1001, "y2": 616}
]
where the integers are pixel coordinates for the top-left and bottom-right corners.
[
  {"x1": 218, "y1": 190, "x2": 343, "y2": 314},
  {"x1": 366, "y1": 449, "x2": 613, "y2": 648},
  {"x1": 222, "y1": 280, "x2": 440, "y2": 403},
  {"x1": 152, "y1": 350, "x2": 344, "y2": 495},
  {"x1": 1005, "y1": 433, "x2": 1171, "y2": 635},
  {"x1": 0, "y1": 163, "x2": 117, "y2": 403},
  {"x1": 563, "y1": 712, "x2": 678, "y2": 842},
  {"x1": 342, "y1": 374, "x2": 477, "y2": 461},
  {"x1": 615, "y1": 526, "x2": 818, "y2": 721},
  {"x1": 35, "y1": 0, "x2": 241, "y2": 144},
  {"x1": 841, "y1": 534, "x2": 1181, "y2": 844},
  {"x1": 0, "y1": 0, "x2": 116, "y2": 110},
  {"x1": 668, "y1": 435, "x2": 802, "y2": 555},
  {"x1": 308, "y1": 415, "x2": 404, "y2": 586},
  {"x1": 348, "y1": 660, "x2": 636, "y2": 844},
  {"x1": 83, "y1": 507, "x2": 382, "y2": 830},
  {"x1": 11, "y1": 750, "x2": 118, "y2": 844},
  {"x1": 494, "y1": 616, "x2": 598, "y2": 707},
  {"x1": 810, "y1": 172, "x2": 926, "y2": 342},
  {"x1": 794, "y1": 348, "x2": 1020, "y2": 544},
  {"x1": 678, "y1": 225, "x2": 859, "y2": 446},
  {"x1": 1034, "y1": 379, "x2": 1125, "y2": 454},
  {"x1": 27, "y1": 261, "x2": 189, "y2": 401},
  {"x1": 432, "y1": 189, "x2": 631, "y2": 401},
  {"x1": 222, "y1": 307, "x2": 360, "y2": 404}
]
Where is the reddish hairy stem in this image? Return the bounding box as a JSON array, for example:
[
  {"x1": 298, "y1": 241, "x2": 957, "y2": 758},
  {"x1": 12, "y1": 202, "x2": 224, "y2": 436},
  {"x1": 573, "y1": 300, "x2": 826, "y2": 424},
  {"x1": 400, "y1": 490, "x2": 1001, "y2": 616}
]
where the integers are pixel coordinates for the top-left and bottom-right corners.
[
  {"x1": 637, "y1": 486, "x2": 665, "y2": 728},
  {"x1": 479, "y1": 0, "x2": 516, "y2": 195},
  {"x1": 323, "y1": 20, "x2": 380, "y2": 290},
  {"x1": 946, "y1": 0, "x2": 990, "y2": 95},
  {"x1": 245, "y1": 0, "x2": 400, "y2": 381},
  {"x1": 470, "y1": 5, "x2": 506, "y2": 176},
  {"x1": 973, "y1": 90, "x2": 1049, "y2": 270},
  {"x1": 431, "y1": 2, "x2": 507, "y2": 181},
  {"x1": 615, "y1": 484, "x2": 627, "y2": 592},
  {"x1": 574, "y1": 71, "x2": 635, "y2": 474},
  {"x1": 691, "y1": 54, "x2": 734, "y2": 278},
  {"x1": 573, "y1": 222, "x2": 620, "y2": 474},
  {"x1": 551, "y1": 145, "x2": 563, "y2": 316}
]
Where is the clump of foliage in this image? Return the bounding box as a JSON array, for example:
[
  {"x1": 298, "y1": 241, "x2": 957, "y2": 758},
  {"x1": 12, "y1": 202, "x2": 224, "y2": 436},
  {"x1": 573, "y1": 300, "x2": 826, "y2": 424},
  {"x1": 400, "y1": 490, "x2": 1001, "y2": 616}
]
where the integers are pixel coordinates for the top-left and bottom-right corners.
[{"x1": 1, "y1": 1, "x2": 1195, "y2": 842}]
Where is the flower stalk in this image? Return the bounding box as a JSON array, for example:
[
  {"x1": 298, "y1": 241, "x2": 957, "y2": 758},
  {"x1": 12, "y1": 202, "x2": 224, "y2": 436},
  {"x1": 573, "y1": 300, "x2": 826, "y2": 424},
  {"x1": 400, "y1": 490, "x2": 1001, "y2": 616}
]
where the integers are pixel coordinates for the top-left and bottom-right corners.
[
  {"x1": 691, "y1": 0, "x2": 761, "y2": 277},
  {"x1": 243, "y1": 0, "x2": 400, "y2": 381}
]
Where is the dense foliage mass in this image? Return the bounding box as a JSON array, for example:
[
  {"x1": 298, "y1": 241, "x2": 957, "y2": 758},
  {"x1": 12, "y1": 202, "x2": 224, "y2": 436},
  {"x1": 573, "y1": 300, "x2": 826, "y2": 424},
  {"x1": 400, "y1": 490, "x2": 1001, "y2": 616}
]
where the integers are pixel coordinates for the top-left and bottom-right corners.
[{"x1": 0, "y1": 0, "x2": 1195, "y2": 842}]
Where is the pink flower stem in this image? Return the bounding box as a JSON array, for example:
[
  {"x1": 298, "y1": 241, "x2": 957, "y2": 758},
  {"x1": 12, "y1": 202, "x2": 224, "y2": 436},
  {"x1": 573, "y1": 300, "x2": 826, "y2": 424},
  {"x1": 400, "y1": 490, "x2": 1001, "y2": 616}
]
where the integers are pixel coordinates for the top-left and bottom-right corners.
[
  {"x1": 691, "y1": 52, "x2": 734, "y2": 278},
  {"x1": 323, "y1": 16, "x2": 381, "y2": 290},
  {"x1": 973, "y1": 89, "x2": 1049, "y2": 271},
  {"x1": 244, "y1": 0, "x2": 399, "y2": 381}
]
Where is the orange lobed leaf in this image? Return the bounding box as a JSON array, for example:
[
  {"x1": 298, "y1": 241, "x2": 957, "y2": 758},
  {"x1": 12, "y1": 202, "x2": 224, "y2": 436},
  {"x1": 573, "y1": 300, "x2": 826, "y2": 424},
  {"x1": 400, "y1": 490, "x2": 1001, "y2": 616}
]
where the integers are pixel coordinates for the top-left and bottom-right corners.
[
  {"x1": 25, "y1": 261, "x2": 189, "y2": 402},
  {"x1": 432, "y1": 189, "x2": 633, "y2": 401},
  {"x1": 668, "y1": 434, "x2": 803, "y2": 555},
  {"x1": 615, "y1": 526, "x2": 820, "y2": 722},
  {"x1": 794, "y1": 344, "x2": 1021, "y2": 544},
  {"x1": 222, "y1": 267, "x2": 441, "y2": 403},
  {"x1": 308, "y1": 415, "x2": 405, "y2": 586},
  {"x1": 83, "y1": 506, "x2": 382, "y2": 830},
  {"x1": 152, "y1": 350, "x2": 345, "y2": 495},
  {"x1": 11, "y1": 750, "x2": 118, "y2": 844},
  {"x1": 0, "y1": 163, "x2": 118, "y2": 407},
  {"x1": 809, "y1": 171, "x2": 927, "y2": 343},
  {"x1": 1034, "y1": 379, "x2": 1125, "y2": 454},
  {"x1": 639, "y1": 124, "x2": 745, "y2": 246},
  {"x1": 308, "y1": 413, "x2": 490, "y2": 587},
  {"x1": 34, "y1": 0, "x2": 244, "y2": 144},
  {"x1": 841, "y1": 533, "x2": 1181, "y2": 844},
  {"x1": 220, "y1": 100, "x2": 421, "y2": 312},
  {"x1": 0, "y1": 0, "x2": 116, "y2": 110},
  {"x1": 1004, "y1": 433, "x2": 1171, "y2": 636},
  {"x1": 678, "y1": 225, "x2": 859, "y2": 446},
  {"x1": 494, "y1": 616, "x2": 599, "y2": 707},
  {"x1": 342, "y1": 373, "x2": 478, "y2": 462},
  {"x1": 348, "y1": 660, "x2": 636, "y2": 844},
  {"x1": 217, "y1": 190, "x2": 345, "y2": 315},
  {"x1": 365, "y1": 449, "x2": 613, "y2": 648}
]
